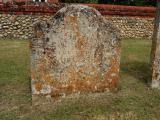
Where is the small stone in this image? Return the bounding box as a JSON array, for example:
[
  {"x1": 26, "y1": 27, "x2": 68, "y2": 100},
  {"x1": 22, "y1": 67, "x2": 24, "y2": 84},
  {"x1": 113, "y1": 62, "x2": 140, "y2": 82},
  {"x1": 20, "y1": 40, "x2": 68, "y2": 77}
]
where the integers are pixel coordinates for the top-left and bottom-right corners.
[
  {"x1": 3, "y1": 26, "x2": 9, "y2": 29},
  {"x1": 0, "y1": 34, "x2": 3, "y2": 37},
  {"x1": 19, "y1": 32, "x2": 23, "y2": 35},
  {"x1": 21, "y1": 35, "x2": 28, "y2": 39},
  {"x1": 13, "y1": 27, "x2": 17, "y2": 30},
  {"x1": 15, "y1": 21, "x2": 19, "y2": 25}
]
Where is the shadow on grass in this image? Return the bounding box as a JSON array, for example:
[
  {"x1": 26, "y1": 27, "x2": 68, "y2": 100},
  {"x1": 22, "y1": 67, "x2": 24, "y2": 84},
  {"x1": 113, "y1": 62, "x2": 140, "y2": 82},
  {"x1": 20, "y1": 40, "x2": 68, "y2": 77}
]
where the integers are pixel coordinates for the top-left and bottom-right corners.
[{"x1": 120, "y1": 61, "x2": 151, "y2": 84}]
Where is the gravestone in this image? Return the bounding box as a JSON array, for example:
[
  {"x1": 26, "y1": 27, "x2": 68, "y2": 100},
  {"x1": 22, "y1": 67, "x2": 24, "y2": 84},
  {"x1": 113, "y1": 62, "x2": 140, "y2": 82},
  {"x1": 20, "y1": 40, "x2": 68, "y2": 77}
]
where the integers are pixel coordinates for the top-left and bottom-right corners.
[
  {"x1": 151, "y1": 1, "x2": 160, "y2": 89},
  {"x1": 31, "y1": 5, "x2": 121, "y2": 99}
]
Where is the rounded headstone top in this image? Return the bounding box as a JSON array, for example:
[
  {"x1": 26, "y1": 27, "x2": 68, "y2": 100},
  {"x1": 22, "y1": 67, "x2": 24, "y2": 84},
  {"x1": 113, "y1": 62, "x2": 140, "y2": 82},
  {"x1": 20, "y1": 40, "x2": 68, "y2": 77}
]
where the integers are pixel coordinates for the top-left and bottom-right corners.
[
  {"x1": 52, "y1": 4, "x2": 120, "y2": 45},
  {"x1": 54, "y1": 4, "x2": 101, "y2": 18}
]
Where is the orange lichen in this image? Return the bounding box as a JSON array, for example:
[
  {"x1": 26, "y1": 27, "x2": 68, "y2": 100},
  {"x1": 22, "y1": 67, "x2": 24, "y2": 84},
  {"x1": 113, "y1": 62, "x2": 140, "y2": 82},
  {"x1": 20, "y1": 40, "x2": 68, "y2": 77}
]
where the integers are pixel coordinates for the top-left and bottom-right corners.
[
  {"x1": 31, "y1": 70, "x2": 36, "y2": 81},
  {"x1": 65, "y1": 16, "x2": 86, "y2": 56},
  {"x1": 105, "y1": 56, "x2": 120, "y2": 89},
  {"x1": 35, "y1": 82, "x2": 43, "y2": 91},
  {"x1": 75, "y1": 35, "x2": 86, "y2": 56},
  {"x1": 31, "y1": 45, "x2": 120, "y2": 97},
  {"x1": 31, "y1": 6, "x2": 121, "y2": 98},
  {"x1": 34, "y1": 30, "x2": 44, "y2": 39},
  {"x1": 42, "y1": 74, "x2": 53, "y2": 84}
]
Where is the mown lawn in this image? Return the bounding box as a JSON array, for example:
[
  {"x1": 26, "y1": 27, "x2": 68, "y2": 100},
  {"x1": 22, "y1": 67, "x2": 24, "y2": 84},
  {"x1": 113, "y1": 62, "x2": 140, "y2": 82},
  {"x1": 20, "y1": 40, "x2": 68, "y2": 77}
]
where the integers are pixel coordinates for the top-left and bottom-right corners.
[{"x1": 0, "y1": 38, "x2": 160, "y2": 120}]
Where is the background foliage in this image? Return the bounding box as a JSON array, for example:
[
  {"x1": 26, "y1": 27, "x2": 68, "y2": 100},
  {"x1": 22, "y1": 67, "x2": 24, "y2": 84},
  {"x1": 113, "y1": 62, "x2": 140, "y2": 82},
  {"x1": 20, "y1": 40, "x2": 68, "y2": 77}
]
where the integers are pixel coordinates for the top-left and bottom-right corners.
[{"x1": 60, "y1": 0, "x2": 157, "y2": 6}]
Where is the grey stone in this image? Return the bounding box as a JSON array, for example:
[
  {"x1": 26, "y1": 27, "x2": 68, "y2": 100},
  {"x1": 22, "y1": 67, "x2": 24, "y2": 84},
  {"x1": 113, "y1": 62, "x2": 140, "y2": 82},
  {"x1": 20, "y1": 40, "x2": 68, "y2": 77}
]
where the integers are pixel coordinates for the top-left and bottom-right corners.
[
  {"x1": 31, "y1": 5, "x2": 121, "y2": 99},
  {"x1": 15, "y1": 21, "x2": 19, "y2": 25},
  {"x1": 0, "y1": 34, "x2": 3, "y2": 37}
]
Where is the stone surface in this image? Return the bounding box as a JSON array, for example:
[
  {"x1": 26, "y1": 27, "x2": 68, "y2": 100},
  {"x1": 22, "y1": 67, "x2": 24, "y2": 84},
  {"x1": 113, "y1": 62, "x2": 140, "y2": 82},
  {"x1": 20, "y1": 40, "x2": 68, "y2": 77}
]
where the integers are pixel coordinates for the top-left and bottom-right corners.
[
  {"x1": 31, "y1": 5, "x2": 121, "y2": 98},
  {"x1": 0, "y1": 13, "x2": 154, "y2": 39},
  {"x1": 151, "y1": 2, "x2": 160, "y2": 89}
]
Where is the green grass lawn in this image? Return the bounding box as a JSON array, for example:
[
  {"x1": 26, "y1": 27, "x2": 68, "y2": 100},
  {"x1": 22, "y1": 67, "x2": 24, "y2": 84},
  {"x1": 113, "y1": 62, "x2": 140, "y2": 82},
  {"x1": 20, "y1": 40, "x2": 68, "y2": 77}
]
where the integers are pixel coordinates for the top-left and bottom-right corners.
[{"x1": 0, "y1": 38, "x2": 160, "y2": 120}]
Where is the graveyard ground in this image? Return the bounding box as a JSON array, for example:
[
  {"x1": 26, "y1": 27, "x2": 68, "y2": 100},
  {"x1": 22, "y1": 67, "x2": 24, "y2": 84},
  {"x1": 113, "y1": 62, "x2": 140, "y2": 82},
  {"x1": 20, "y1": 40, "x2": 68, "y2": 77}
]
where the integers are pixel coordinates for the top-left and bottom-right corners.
[{"x1": 0, "y1": 38, "x2": 160, "y2": 120}]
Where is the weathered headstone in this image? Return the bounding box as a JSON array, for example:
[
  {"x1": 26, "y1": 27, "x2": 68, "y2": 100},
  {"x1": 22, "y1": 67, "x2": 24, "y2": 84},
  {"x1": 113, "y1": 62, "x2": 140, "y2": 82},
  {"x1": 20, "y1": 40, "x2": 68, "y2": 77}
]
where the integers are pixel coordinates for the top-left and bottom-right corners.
[
  {"x1": 151, "y1": 1, "x2": 160, "y2": 89},
  {"x1": 31, "y1": 5, "x2": 121, "y2": 99}
]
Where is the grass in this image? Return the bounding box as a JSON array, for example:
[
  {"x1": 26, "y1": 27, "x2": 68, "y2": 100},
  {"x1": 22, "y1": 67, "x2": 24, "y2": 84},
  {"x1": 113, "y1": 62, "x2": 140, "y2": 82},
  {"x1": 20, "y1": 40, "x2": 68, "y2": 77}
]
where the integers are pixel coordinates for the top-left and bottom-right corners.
[{"x1": 0, "y1": 38, "x2": 160, "y2": 120}]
